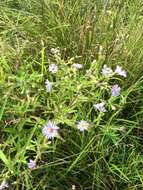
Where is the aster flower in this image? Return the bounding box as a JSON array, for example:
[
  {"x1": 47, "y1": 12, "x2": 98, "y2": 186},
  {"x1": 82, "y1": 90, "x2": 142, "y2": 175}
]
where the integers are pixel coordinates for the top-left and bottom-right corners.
[
  {"x1": 102, "y1": 64, "x2": 113, "y2": 77},
  {"x1": 94, "y1": 102, "x2": 107, "y2": 112},
  {"x1": 45, "y1": 79, "x2": 52, "y2": 92},
  {"x1": 77, "y1": 120, "x2": 89, "y2": 132},
  {"x1": 42, "y1": 121, "x2": 59, "y2": 139},
  {"x1": 28, "y1": 159, "x2": 36, "y2": 169},
  {"x1": 111, "y1": 84, "x2": 121, "y2": 96},
  {"x1": 49, "y1": 64, "x2": 58, "y2": 74},
  {"x1": 115, "y1": 65, "x2": 127, "y2": 77},
  {"x1": 0, "y1": 181, "x2": 9, "y2": 190},
  {"x1": 73, "y1": 63, "x2": 83, "y2": 69}
]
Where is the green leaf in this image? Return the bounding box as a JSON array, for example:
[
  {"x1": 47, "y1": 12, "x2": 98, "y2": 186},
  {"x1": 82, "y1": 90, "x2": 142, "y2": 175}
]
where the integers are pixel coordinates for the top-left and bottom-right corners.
[{"x1": 0, "y1": 150, "x2": 14, "y2": 173}]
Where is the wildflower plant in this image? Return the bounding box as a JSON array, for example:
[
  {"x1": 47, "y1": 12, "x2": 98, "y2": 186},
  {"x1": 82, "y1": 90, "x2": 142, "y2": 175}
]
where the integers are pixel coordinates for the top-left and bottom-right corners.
[{"x1": 1, "y1": 1, "x2": 142, "y2": 190}]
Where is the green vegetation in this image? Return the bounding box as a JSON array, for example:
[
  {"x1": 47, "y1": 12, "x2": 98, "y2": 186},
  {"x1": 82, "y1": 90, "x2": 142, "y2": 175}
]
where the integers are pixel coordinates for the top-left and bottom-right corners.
[{"x1": 1, "y1": 0, "x2": 143, "y2": 189}]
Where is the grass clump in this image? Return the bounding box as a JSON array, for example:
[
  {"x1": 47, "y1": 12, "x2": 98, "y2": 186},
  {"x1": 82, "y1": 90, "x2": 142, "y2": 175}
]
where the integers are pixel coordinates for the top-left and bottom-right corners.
[{"x1": 1, "y1": 0, "x2": 143, "y2": 189}]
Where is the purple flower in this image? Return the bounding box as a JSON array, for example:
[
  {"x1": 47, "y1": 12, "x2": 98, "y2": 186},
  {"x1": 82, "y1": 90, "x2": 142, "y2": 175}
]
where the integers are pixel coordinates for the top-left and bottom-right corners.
[
  {"x1": 42, "y1": 121, "x2": 59, "y2": 139},
  {"x1": 77, "y1": 120, "x2": 89, "y2": 132},
  {"x1": 94, "y1": 102, "x2": 107, "y2": 112},
  {"x1": 111, "y1": 84, "x2": 121, "y2": 96},
  {"x1": 102, "y1": 65, "x2": 113, "y2": 77},
  {"x1": 115, "y1": 65, "x2": 127, "y2": 77},
  {"x1": 28, "y1": 159, "x2": 36, "y2": 169},
  {"x1": 49, "y1": 64, "x2": 58, "y2": 74},
  {"x1": 73, "y1": 63, "x2": 83, "y2": 69},
  {"x1": 0, "y1": 181, "x2": 9, "y2": 190},
  {"x1": 45, "y1": 79, "x2": 52, "y2": 92}
]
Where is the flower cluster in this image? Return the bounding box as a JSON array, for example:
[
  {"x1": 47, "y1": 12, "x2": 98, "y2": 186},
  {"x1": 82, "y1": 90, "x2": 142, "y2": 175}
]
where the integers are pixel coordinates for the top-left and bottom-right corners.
[
  {"x1": 93, "y1": 65, "x2": 126, "y2": 113},
  {"x1": 102, "y1": 64, "x2": 126, "y2": 96},
  {"x1": 44, "y1": 62, "x2": 126, "y2": 135},
  {"x1": 27, "y1": 52, "x2": 127, "y2": 169},
  {"x1": 46, "y1": 62, "x2": 83, "y2": 92},
  {"x1": 102, "y1": 64, "x2": 126, "y2": 78}
]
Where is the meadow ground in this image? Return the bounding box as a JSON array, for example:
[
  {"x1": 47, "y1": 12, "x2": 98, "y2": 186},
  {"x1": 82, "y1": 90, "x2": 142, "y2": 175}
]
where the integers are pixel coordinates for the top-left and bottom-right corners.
[{"x1": 0, "y1": 0, "x2": 143, "y2": 189}]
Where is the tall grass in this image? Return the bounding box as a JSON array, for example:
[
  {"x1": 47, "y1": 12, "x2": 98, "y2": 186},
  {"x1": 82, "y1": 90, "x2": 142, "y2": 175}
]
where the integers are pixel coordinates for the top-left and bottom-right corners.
[{"x1": 1, "y1": 0, "x2": 143, "y2": 189}]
